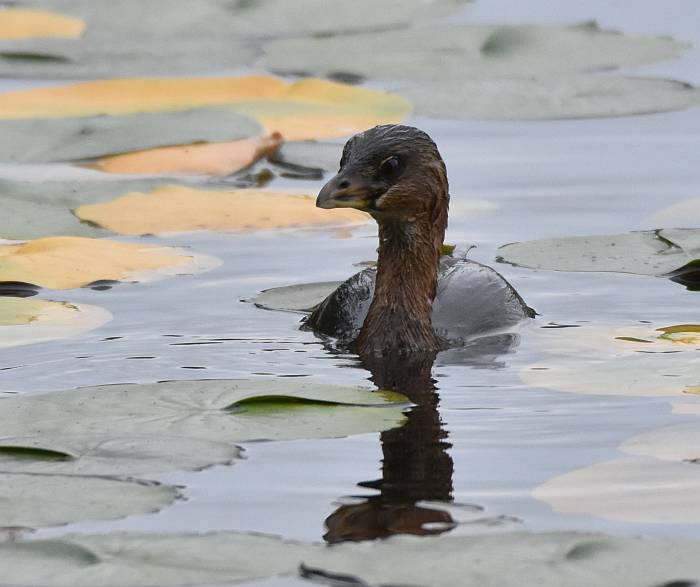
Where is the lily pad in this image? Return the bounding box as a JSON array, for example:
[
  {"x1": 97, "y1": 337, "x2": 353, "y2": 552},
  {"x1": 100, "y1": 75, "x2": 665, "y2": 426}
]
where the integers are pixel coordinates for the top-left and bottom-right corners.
[
  {"x1": 268, "y1": 140, "x2": 344, "y2": 174},
  {"x1": 248, "y1": 282, "x2": 342, "y2": 313},
  {"x1": 0, "y1": 236, "x2": 216, "y2": 289},
  {"x1": 403, "y1": 75, "x2": 700, "y2": 120},
  {"x1": 652, "y1": 197, "x2": 700, "y2": 226},
  {"x1": 262, "y1": 22, "x2": 700, "y2": 120},
  {"x1": 263, "y1": 22, "x2": 687, "y2": 82},
  {"x1": 0, "y1": 76, "x2": 411, "y2": 140},
  {"x1": 0, "y1": 8, "x2": 85, "y2": 40},
  {"x1": 497, "y1": 228, "x2": 700, "y2": 276},
  {"x1": 87, "y1": 133, "x2": 282, "y2": 177},
  {"x1": 534, "y1": 457, "x2": 700, "y2": 524},
  {"x1": 0, "y1": 0, "x2": 469, "y2": 78},
  {"x1": 0, "y1": 108, "x2": 262, "y2": 163},
  {"x1": 6, "y1": 529, "x2": 700, "y2": 586},
  {"x1": 521, "y1": 322, "x2": 699, "y2": 398},
  {"x1": 622, "y1": 422, "x2": 700, "y2": 462},
  {"x1": 0, "y1": 379, "x2": 407, "y2": 476},
  {"x1": 74, "y1": 185, "x2": 369, "y2": 236},
  {"x1": 0, "y1": 297, "x2": 111, "y2": 348},
  {"x1": 0, "y1": 473, "x2": 176, "y2": 529}
]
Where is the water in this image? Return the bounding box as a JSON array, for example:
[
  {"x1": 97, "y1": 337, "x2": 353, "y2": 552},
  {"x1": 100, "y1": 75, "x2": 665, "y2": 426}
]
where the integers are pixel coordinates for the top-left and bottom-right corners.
[{"x1": 0, "y1": 1, "x2": 699, "y2": 584}]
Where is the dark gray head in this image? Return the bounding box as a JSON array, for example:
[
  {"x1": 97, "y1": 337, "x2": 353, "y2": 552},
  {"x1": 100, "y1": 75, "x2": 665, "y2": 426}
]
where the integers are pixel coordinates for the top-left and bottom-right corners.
[{"x1": 317, "y1": 125, "x2": 449, "y2": 221}]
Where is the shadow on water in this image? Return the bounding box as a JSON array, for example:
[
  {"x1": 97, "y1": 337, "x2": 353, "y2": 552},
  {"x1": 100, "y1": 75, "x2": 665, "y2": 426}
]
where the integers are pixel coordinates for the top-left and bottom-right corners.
[{"x1": 324, "y1": 349, "x2": 455, "y2": 543}]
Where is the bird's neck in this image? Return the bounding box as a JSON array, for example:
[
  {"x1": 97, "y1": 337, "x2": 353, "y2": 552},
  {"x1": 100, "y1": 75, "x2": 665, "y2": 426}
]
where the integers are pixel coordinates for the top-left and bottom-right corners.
[{"x1": 354, "y1": 211, "x2": 446, "y2": 355}]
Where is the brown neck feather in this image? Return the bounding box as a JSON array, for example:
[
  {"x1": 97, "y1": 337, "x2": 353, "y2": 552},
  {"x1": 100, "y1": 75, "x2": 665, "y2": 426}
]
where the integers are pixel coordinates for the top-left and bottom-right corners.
[{"x1": 354, "y1": 190, "x2": 448, "y2": 356}]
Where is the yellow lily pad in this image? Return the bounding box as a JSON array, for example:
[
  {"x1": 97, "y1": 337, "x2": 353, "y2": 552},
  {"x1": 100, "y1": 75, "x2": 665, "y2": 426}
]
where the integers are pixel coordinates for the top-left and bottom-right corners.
[
  {"x1": 0, "y1": 8, "x2": 85, "y2": 40},
  {"x1": 74, "y1": 185, "x2": 369, "y2": 236},
  {"x1": 0, "y1": 237, "x2": 212, "y2": 289},
  {"x1": 0, "y1": 76, "x2": 410, "y2": 140},
  {"x1": 0, "y1": 297, "x2": 111, "y2": 348},
  {"x1": 87, "y1": 133, "x2": 283, "y2": 177}
]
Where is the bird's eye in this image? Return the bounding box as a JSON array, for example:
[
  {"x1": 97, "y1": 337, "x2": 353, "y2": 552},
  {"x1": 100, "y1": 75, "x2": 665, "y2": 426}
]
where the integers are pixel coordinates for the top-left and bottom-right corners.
[{"x1": 378, "y1": 156, "x2": 400, "y2": 177}]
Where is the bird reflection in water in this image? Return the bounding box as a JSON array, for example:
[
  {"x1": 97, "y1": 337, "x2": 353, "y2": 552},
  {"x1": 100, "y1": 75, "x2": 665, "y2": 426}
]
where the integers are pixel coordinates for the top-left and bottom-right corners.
[{"x1": 324, "y1": 349, "x2": 456, "y2": 543}]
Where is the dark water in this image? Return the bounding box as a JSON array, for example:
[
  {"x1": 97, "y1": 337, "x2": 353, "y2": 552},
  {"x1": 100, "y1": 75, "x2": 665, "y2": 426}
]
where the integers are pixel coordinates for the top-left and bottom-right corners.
[{"x1": 0, "y1": 2, "x2": 699, "y2": 585}]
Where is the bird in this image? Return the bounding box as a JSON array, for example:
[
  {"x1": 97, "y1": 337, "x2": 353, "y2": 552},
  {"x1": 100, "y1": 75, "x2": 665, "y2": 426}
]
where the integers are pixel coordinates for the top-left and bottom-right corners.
[{"x1": 304, "y1": 124, "x2": 534, "y2": 356}]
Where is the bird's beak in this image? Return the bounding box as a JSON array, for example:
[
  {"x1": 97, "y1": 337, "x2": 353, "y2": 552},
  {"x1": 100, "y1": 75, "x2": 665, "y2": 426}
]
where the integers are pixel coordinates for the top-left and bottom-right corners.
[{"x1": 316, "y1": 172, "x2": 373, "y2": 211}]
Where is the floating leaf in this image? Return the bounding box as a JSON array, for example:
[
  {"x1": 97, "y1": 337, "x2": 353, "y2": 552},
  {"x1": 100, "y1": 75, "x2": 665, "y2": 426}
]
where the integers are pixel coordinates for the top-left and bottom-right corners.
[
  {"x1": 6, "y1": 529, "x2": 700, "y2": 586},
  {"x1": 497, "y1": 228, "x2": 700, "y2": 276},
  {"x1": 622, "y1": 422, "x2": 700, "y2": 462},
  {"x1": 402, "y1": 75, "x2": 700, "y2": 120},
  {"x1": 302, "y1": 530, "x2": 700, "y2": 587},
  {"x1": 269, "y1": 140, "x2": 344, "y2": 174},
  {"x1": 87, "y1": 133, "x2": 283, "y2": 177},
  {"x1": 0, "y1": 8, "x2": 85, "y2": 40},
  {"x1": 0, "y1": 237, "x2": 213, "y2": 289},
  {"x1": 264, "y1": 23, "x2": 687, "y2": 83},
  {"x1": 74, "y1": 185, "x2": 369, "y2": 235},
  {"x1": 521, "y1": 322, "x2": 699, "y2": 398},
  {"x1": 534, "y1": 457, "x2": 700, "y2": 524},
  {"x1": 652, "y1": 197, "x2": 700, "y2": 226},
  {"x1": 0, "y1": 76, "x2": 410, "y2": 140},
  {"x1": 0, "y1": 297, "x2": 111, "y2": 348},
  {"x1": 0, "y1": 473, "x2": 176, "y2": 529},
  {"x1": 248, "y1": 282, "x2": 342, "y2": 313},
  {"x1": 0, "y1": 0, "x2": 469, "y2": 78},
  {"x1": 0, "y1": 379, "x2": 407, "y2": 476},
  {"x1": 0, "y1": 108, "x2": 262, "y2": 163}
]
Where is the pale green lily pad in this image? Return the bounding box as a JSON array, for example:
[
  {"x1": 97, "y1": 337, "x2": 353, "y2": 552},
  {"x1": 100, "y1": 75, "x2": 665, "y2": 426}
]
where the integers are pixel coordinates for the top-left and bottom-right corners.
[
  {"x1": 7, "y1": 530, "x2": 700, "y2": 586},
  {"x1": 652, "y1": 197, "x2": 700, "y2": 226},
  {"x1": 269, "y1": 141, "x2": 344, "y2": 175},
  {"x1": 403, "y1": 75, "x2": 700, "y2": 120},
  {"x1": 0, "y1": 379, "x2": 407, "y2": 476},
  {"x1": 0, "y1": 0, "x2": 469, "y2": 78},
  {"x1": 534, "y1": 457, "x2": 700, "y2": 524},
  {"x1": 247, "y1": 281, "x2": 341, "y2": 313},
  {"x1": 0, "y1": 473, "x2": 176, "y2": 529},
  {"x1": 263, "y1": 22, "x2": 687, "y2": 82},
  {"x1": 0, "y1": 298, "x2": 112, "y2": 349},
  {"x1": 0, "y1": 108, "x2": 261, "y2": 163},
  {"x1": 497, "y1": 228, "x2": 700, "y2": 276}
]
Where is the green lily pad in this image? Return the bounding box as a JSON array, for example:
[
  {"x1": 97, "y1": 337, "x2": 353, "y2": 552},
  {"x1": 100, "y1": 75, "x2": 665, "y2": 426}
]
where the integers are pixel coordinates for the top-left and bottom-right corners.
[
  {"x1": 0, "y1": 0, "x2": 469, "y2": 78},
  {"x1": 0, "y1": 379, "x2": 407, "y2": 476},
  {"x1": 0, "y1": 298, "x2": 112, "y2": 349},
  {"x1": 497, "y1": 228, "x2": 700, "y2": 276},
  {"x1": 0, "y1": 473, "x2": 177, "y2": 529},
  {"x1": 263, "y1": 22, "x2": 700, "y2": 120},
  {"x1": 0, "y1": 108, "x2": 261, "y2": 163},
  {"x1": 6, "y1": 529, "x2": 700, "y2": 586},
  {"x1": 403, "y1": 75, "x2": 700, "y2": 120},
  {"x1": 264, "y1": 22, "x2": 687, "y2": 82},
  {"x1": 247, "y1": 281, "x2": 342, "y2": 313}
]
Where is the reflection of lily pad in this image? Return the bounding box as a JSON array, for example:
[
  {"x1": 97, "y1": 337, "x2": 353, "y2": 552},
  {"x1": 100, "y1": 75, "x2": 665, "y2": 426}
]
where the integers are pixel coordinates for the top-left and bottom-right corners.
[
  {"x1": 521, "y1": 322, "x2": 699, "y2": 398},
  {"x1": 497, "y1": 228, "x2": 700, "y2": 276},
  {"x1": 87, "y1": 134, "x2": 282, "y2": 177},
  {"x1": 248, "y1": 282, "x2": 342, "y2": 313},
  {"x1": 0, "y1": 108, "x2": 262, "y2": 163},
  {"x1": 0, "y1": 298, "x2": 111, "y2": 348},
  {"x1": 7, "y1": 529, "x2": 700, "y2": 586},
  {"x1": 534, "y1": 457, "x2": 700, "y2": 524},
  {"x1": 0, "y1": 237, "x2": 214, "y2": 289},
  {"x1": 74, "y1": 185, "x2": 369, "y2": 235},
  {"x1": 0, "y1": 8, "x2": 85, "y2": 40},
  {"x1": 0, "y1": 77, "x2": 410, "y2": 140},
  {"x1": 0, "y1": 379, "x2": 407, "y2": 476},
  {"x1": 0, "y1": 0, "x2": 469, "y2": 77},
  {"x1": 0, "y1": 473, "x2": 176, "y2": 529}
]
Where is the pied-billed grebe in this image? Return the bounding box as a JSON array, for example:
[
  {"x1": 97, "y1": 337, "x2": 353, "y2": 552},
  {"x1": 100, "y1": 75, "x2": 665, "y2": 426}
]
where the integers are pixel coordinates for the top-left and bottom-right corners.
[{"x1": 304, "y1": 124, "x2": 534, "y2": 355}]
